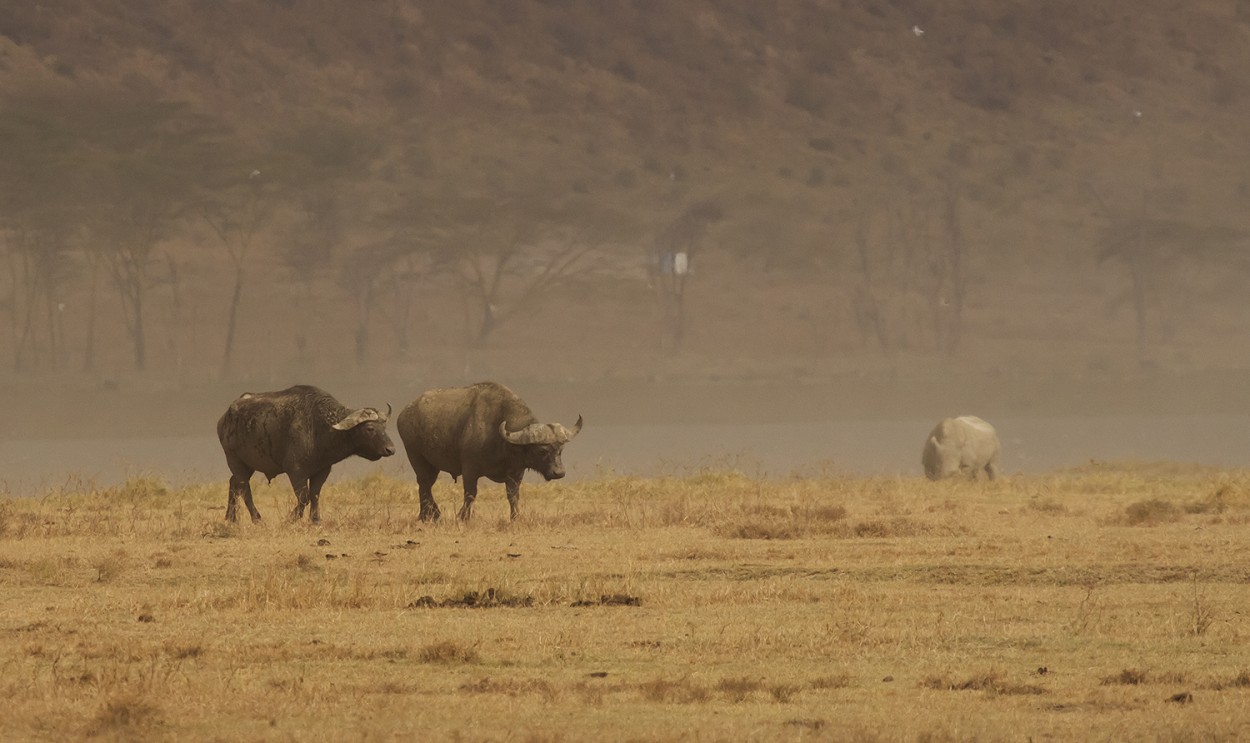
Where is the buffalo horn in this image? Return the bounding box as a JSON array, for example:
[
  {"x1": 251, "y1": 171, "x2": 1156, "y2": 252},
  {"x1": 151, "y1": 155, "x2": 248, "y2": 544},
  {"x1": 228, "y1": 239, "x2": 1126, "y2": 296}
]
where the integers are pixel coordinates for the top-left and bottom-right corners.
[
  {"x1": 500, "y1": 421, "x2": 555, "y2": 445},
  {"x1": 552, "y1": 415, "x2": 584, "y2": 443},
  {"x1": 332, "y1": 407, "x2": 382, "y2": 430}
]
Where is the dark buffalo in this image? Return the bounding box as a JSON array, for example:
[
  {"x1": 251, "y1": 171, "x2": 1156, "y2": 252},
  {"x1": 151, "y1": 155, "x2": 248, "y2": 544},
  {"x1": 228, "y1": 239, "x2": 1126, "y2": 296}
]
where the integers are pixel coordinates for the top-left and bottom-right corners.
[
  {"x1": 217, "y1": 385, "x2": 395, "y2": 523},
  {"x1": 396, "y1": 381, "x2": 582, "y2": 521}
]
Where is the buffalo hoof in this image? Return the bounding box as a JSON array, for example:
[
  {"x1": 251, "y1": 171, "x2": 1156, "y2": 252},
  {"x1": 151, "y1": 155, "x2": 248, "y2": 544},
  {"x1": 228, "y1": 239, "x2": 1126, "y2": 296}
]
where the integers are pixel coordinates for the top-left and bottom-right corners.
[{"x1": 418, "y1": 507, "x2": 441, "y2": 523}]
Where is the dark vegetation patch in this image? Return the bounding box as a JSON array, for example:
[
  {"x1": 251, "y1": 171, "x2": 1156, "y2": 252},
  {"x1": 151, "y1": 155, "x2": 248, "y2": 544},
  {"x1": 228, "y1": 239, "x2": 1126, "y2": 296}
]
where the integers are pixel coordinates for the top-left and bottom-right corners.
[
  {"x1": 1186, "y1": 482, "x2": 1250, "y2": 514},
  {"x1": 716, "y1": 676, "x2": 763, "y2": 702},
  {"x1": 571, "y1": 593, "x2": 641, "y2": 607},
  {"x1": 852, "y1": 563, "x2": 1250, "y2": 586},
  {"x1": 1123, "y1": 498, "x2": 1182, "y2": 526},
  {"x1": 417, "y1": 641, "x2": 480, "y2": 664},
  {"x1": 460, "y1": 676, "x2": 558, "y2": 700},
  {"x1": 921, "y1": 671, "x2": 1046, "y2": 696},
  {"x1": 640, "y1": 675, "x2": 710, "y2": 700},
  {"x1": 1102, "y1": 668, "x2": 1149, "y2": 685},
  {"x1": 714, "y1": 507, "x2": 967, "y2": 541},
  {"x1": 1205, "y1": 670, "x2": 1250, "y2": 690},
  {"x1": 409, "y1": 587, "x2": 534, "y2": 609},
  {"x1": 784, "y1": 719, "x2": 827, "y2": 731},
  {"x1": 808, "y1": 673, "x2": 853, "y2": 690},
  {"x1": 715, "y1": 504, "x2": 848, "y2": 540},
  {"x1": 1027, "y1": 498, "x2": 1068, "y2": 514},
  {"x1": 852, "y1": 517, "x2": 948, "y2": 538},
  {"x1": 86, "y1": 695, "x2": 162, "y2": 737},
  {"x1": 639, "y1": 677, "x2": 712, "y2": 703}
]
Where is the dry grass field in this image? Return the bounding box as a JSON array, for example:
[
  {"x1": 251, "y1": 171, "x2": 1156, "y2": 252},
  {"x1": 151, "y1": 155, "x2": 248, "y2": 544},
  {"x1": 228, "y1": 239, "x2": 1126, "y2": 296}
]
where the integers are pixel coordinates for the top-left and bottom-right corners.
[{"x1": 2, "y1": 464, "x2": 1249, "y2": 741}]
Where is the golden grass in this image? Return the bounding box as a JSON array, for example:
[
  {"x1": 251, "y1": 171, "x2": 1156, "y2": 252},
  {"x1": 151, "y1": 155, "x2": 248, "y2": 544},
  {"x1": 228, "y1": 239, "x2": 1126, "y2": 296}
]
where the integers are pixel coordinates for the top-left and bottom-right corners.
[{"x1": 1, "y1": 466, "x2": 1249, "y2": 740}]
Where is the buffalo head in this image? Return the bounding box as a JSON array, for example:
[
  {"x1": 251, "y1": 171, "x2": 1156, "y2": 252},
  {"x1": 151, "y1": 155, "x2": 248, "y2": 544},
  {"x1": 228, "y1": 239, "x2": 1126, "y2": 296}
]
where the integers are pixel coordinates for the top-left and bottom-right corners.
[
  {"x1": 499, "y1": 415, "x2": 583, "y2": 480},
  {"x1": 334, "y1": 403, "x2": 396, "y2": 461}
]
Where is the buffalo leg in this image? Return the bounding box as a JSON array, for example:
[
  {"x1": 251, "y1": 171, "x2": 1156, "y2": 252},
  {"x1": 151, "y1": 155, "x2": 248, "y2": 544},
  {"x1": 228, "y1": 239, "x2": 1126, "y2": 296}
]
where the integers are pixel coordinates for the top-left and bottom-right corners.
[
  {"x1": 225, "y1": 455, "x2": 258, "y2": 522},
  {"x1": 458, "y1": 474, "x2": 478, "y2": 521},
  {"x1": 288, "y1": 472, "x2": 310, "y2": 521},
  {"x1": 308, "y1": 468, "x2": 330, "y2": 524},
  {"x1": 409, "y1": 454, "x2": 441, "y2": 522},
  {"x1": 505, "y1": 476, "x2": 522, "y2": 521}
]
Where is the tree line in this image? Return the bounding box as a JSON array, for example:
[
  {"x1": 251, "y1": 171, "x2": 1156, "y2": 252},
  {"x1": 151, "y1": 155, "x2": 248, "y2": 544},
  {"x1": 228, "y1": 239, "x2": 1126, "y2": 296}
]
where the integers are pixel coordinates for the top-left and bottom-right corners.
[{"x1": 0, "y1": 85, "x2": 676, "y2": 378}]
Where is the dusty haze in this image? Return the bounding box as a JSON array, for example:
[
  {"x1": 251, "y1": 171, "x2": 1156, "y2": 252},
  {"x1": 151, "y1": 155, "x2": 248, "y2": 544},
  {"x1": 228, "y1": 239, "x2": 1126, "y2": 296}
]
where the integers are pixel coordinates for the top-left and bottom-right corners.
[{"x1": 3, "y1": 1, "x2": 1250, "y2": 491}]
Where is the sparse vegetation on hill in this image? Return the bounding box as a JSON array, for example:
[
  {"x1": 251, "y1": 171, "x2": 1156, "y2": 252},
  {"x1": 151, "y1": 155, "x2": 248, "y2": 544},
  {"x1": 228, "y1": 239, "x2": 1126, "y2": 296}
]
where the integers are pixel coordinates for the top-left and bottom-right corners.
[{"x1": 1, "y1": 1, "x2": 1249, "y2": 383}]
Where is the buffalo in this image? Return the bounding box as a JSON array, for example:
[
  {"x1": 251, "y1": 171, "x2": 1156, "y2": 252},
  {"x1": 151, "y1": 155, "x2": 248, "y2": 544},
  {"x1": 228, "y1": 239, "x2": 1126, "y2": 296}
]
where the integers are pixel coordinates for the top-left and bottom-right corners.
[
  {"x1": 922, "y1": 415, "x2": 1001, "y2": 481},
  {"x1": 396, "y1": 381, "x2": 582, "y2": 521},
  {"x1": 217, "y1": 385, "x2": 395, "y2": 523}
]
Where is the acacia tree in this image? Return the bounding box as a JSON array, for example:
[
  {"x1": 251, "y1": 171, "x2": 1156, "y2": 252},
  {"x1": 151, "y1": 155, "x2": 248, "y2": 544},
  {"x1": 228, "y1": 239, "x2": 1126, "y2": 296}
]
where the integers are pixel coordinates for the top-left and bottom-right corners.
[
  {"x1": 848, "y1": 166, "x2": 968, "y2": 354},
  {"x1": 281, "y1": 190, "x2": 341, "y2": 365},
  {"x1": 403, "y1": 193, "x2": 629, "y2": 347},
  {"x1": 0, "y1": 93, "x2": 85, "y2": 371},
  {"x1": 201, "y1": 171, "x2": 274, "y2": 378},
  {"x1": 85, "y1": 98, "x2": 221, "y2": 371},
  {"x1": 273, "y1": 119, "x2": 381, "y2": 365},
  {"x1": 1090, "y1": 184, "x2": 1242, "y2": 363}
]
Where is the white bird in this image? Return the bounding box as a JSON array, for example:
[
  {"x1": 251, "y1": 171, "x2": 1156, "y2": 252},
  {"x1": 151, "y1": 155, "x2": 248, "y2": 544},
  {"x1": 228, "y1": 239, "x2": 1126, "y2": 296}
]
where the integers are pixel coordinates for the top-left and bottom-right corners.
[
  {"x1": 249, "y1": 169, "x2": 261, "y2": 178},
  {"x1": 912, "y1": 25, "x2": 925, "y2": 37},
  {"x1": 1133, "y1": 110, "x2": 1142, "y2": 118}
]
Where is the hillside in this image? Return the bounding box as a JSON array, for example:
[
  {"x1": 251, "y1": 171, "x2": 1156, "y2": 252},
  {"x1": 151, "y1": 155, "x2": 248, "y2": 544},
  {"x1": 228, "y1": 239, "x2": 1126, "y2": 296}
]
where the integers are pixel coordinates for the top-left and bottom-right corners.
[{"x1": 2, "y1": 0, "x2": 1250, "y2": 391}]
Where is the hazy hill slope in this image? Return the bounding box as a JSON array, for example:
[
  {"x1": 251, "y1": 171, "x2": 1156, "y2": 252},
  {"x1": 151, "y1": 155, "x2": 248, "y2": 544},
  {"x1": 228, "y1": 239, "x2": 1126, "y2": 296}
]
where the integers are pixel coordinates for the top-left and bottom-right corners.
[{"x1": 1, "y1": 1, "x2": 1249, "y2": 383}]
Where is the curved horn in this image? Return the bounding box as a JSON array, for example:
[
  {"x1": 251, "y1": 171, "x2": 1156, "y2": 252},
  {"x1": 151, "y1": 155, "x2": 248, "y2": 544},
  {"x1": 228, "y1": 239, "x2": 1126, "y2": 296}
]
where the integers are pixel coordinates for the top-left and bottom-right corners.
[
  {"x1": 500, "y1": 420, "x2": 524, "y2": 444},
  {"x1": 500, "y1": 421, "x2": 559, "y2": 445},
  {"x1": 332, "y1": 407, "x2": 380, "y2": 430},
  {"x1": 551, "y1": 415, "x2": 584, "y2": 443},
  {"x1": 383, "y1": 403, "x2": 392, "y2": 422}
]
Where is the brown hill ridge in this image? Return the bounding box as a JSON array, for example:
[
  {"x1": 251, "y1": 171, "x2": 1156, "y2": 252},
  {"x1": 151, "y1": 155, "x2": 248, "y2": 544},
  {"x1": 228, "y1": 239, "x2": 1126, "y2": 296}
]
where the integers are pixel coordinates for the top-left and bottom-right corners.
[{"x1": 0, "y1": 1, "x2": 1249, "y2": 387}]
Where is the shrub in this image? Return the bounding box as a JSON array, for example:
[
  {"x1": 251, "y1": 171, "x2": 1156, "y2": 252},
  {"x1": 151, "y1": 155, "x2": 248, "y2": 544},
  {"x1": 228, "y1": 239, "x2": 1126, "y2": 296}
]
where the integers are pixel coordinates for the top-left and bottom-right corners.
[{"x1": 1124, "y1": 498, "x2": 1181, "y2": 526}]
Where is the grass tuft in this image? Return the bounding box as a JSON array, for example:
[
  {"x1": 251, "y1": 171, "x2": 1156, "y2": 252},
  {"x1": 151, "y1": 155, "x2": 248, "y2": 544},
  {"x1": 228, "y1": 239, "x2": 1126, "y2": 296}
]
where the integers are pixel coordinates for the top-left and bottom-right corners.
[
  {"x1": 639, "y1": 677, "x2": 711, "y2": 703},
  {"x1": 1102, "y1": 668, "x2": 1149, "y2": 685},
  {"x1": 922, "y1": 670, "x2": 1046, "y2": 695},
  {"x1": 460, "y1": 676, "x2": 558, "y2": 701},
  {"x1": 1123, "y1": 498, "x2": 1181, "y2": 526},
  {"x1": 417, "y1": 640, "x2": 480, "y2": 664},
  {"x1": 715, "y1": 676, "x2": 763, "y2": 702},
  {"x1": 93, "y1": 550, "x2": 127, "y2": 583},
  {"x1": 87, "y1": 695, "x2": 161, "y2": 737}
]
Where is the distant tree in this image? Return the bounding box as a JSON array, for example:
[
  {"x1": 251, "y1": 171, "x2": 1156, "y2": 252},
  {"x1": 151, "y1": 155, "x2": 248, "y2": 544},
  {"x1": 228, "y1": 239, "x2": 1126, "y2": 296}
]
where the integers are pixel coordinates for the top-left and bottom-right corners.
[
  {"x1": 936, "y1": 169, "x2": 967, "y2": 354},
  {"x1": 271, "y1": 119, "x2": 381, "y2": 365},
  {"x1": 1090, "y1": 184, "x2": 1242, "y2": 364},
  {"x1": 281, "y1": 190, "x2": 342, "y2": 365},
  {"x1": 849, "y1": 168, "x2": 967, "y2": 355},
  {"x1": 80, "y1": 96, "x2": 224, "y2": 371},
  {"x1": 649, "y1": 200, "x2": 724, "y2": 351},
  {"x1": 338, "y1": 242, "x2": 387, "y2": 365},
  {"x1": 200, "y1": 169, "x2": 274, "y2": 378},
  {"x1": 0, "y1": 91, "x2": 90, "y2": 371},
  {"x1": 399, "y1": 193, "x2": 630, "y2": 347}
]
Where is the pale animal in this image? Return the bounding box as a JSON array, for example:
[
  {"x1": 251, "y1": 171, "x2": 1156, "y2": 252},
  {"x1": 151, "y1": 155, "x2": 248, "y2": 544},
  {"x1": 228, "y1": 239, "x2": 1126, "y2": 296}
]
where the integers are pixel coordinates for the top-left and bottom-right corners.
[{"x1": 922, "y1": 415, "x2": 1001, "y2": 481}]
